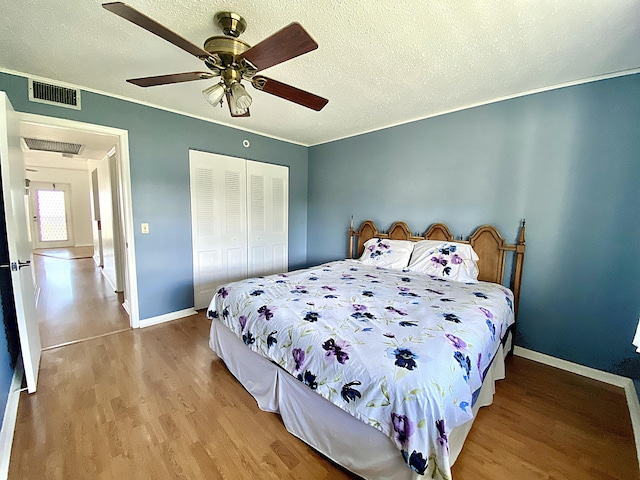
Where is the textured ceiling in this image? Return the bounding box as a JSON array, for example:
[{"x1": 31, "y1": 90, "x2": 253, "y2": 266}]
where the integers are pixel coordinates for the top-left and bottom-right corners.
[{"x1": 1, "y1": 0, "x2": 639, "y2": 146}]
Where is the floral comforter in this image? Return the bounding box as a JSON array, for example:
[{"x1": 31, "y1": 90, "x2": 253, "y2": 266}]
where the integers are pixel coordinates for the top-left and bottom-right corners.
[{"x1": 207, "y1": 260, "x2": 514, "y2": 479}]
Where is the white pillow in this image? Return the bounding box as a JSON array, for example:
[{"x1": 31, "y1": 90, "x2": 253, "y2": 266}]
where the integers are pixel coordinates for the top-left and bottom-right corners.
[
  {"x1": 358, "y1": 238, "x2": 414, "y2": 270},
  {"x1": 407, "y1": 240, "x2": 479, "y2": 282}
]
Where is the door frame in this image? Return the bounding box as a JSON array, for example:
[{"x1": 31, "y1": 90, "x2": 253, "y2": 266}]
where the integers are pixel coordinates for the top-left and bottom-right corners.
[
  {"x1": 90, "y1": 168, "x2": 104, "y2": 267},
  {"x1": 17, "y1": 112, "x2": 140, "y2": 328}
]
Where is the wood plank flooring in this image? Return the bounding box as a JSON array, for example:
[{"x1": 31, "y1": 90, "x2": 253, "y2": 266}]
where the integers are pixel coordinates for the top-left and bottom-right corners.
[
  {"x1": 33, "y1": 250, "x2": 130, "y2": 349},
  {"x1": 9, "y1": 312, "x2": 639, "y2": 479},
  {"x1": 452, "y1": 356, "x2": 638, "y2": 479}
]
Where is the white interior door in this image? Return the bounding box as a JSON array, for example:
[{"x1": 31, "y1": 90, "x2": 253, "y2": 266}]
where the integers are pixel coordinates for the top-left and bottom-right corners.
[
  {"x1": 0, "y1": 92, "x2": 42, "y2": 393},
  {"x1": 108, "y1": 151, "x2": 126, "y2": 293},
  {"x1": 190, "y1": 151, "x2": 247, "y2": 310},
  {"x1": 30, "y1": 181, "x2": 74, "y2": 249},
  {"x1": 90, "y1": 168, "x2": 104, "y2": 267},
  {"x1": 247, "y1": 160, "x2": 288, "y2": 277}
]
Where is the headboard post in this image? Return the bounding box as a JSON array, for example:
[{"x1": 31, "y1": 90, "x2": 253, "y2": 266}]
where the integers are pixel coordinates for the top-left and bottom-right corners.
[
  {"x1": 348, "y1": 216, "x2": 356, "y2": 259},
  {"x1": 511, "y1": 219, "x2": 526, "y2": 318},
  {"x1": 350, "y1": 220, "x2": 380, "y2": 259}
]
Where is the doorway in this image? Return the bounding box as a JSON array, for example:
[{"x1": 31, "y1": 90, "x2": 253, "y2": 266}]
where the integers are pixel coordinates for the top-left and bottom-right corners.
[{"x1": 17, "y1": 112, "x2": 140, "y2": 350}]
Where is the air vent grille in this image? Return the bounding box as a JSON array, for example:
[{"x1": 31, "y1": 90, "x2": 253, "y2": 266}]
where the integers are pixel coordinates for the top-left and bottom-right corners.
[
  {"x1": 23, "y1": 138, "x2": 83, "y2": 155},
  {"x1": 28, "y1": 79, "x2": 81, "y2": 110}
]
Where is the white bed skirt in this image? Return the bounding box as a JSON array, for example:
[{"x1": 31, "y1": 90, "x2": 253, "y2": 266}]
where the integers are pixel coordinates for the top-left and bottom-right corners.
[{"x1": 210, "y1": 320, "x2": 509, "y2": 480}]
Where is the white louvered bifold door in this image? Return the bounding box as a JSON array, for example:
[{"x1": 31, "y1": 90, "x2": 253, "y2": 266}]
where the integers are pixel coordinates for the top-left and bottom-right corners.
[
  {"x1": 190, "y1": 151, "x2": 248, "y2": 310},
  {"x1": 246, "y1": 160, "x2": 289, "y2": 278}
]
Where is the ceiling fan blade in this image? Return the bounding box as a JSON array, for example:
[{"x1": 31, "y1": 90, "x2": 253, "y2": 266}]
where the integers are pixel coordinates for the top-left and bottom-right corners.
[
  {"x1": 239, "y1": 23, "x2": 318, "y2": 72},
  {"x1": 102, "y1": 2, "x2": 212, "y2": 60},
  {"x1": 127, "y1": 71, "x2": 218, "y2": 87},
  {"x1": 252, "y1": 76, "x2": 328, "y2": 111},
  {"x1": 225, "y1": 92, "x2": 251, "y2": 117}
]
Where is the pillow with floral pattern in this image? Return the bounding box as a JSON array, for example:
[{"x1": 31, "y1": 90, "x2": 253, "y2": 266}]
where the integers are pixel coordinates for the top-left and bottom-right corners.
[
  {"x1": 407, "y1": 240, "x2": 479, "y2": 282},
  {"x1": 358, "y1": 238, "x2": 414, "y2": 270}
]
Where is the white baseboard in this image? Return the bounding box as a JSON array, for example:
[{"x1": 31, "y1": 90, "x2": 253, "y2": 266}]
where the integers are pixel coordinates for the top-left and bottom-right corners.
[
  {"x1": 513, "y1": 346, "x2": 630, "y2": 387},
  {"x1": 138, "y1": 307, "x2": 198, "y2": 328},
  {"x1": 513, "y1": 346, "x2": 640, "y2": 469},
  {"x1": 0, "y1": 362, "x2": 24, "y2": 480},
  {"x1": 625, "y1": 381, "x2": 640, "y2": 469},
  {"x1": 100, "y1": 268, "x2": 117, "y2": 292}
]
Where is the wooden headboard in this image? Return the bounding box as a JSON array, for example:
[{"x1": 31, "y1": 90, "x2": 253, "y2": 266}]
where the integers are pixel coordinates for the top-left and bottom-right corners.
[{"x1": 348, "y1": 219, "x2": 526, "y2": 321}]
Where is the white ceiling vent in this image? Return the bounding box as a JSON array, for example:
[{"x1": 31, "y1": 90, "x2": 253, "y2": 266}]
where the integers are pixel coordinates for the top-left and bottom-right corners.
[
  {"x1": 22, "y1": 137, "x2": 84, "y2": 155},
  {"x1": 28, "y1": 79, "x2": 81, "y2": 110}
]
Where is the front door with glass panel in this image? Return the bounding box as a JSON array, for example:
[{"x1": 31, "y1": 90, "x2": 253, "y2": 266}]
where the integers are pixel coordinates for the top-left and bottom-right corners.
[{"x1": 30, "y1": 181, "x2": 74, "y2": 249}]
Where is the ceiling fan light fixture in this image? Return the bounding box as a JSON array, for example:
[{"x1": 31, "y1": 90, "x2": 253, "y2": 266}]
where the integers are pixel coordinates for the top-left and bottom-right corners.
[
  {"x1": 202, "y1": 82, "x2": 226, "y2": 106},
  {"x1": 103, "y1": 3, "x2": 328, "y2": 117},
  {"x1": 230, "y1": 81, "x2": 252, "y2": 110}
]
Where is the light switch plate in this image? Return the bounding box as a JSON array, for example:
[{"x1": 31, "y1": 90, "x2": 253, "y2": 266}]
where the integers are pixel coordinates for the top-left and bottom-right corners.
[{"x1": 141, "y1": 223, "x2": 149, "y2": 234}]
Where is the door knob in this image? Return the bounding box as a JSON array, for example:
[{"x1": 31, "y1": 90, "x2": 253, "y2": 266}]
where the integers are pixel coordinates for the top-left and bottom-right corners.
[{"x1": 0, "y1": 260, "x2": 31, "y2": 271}]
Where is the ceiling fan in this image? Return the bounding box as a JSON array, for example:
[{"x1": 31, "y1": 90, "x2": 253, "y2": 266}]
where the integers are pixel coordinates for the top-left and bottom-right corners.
[{"x1": 102, "y1": 2, "x2": 328, "y2": 117}]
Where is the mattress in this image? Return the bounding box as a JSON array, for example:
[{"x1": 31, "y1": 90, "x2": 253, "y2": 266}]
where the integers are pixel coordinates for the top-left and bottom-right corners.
[
  {"x1": 207, "y1": 260, "x2": 515, "y2": 478},
  {"x1": 210, "y1": 319, "x2": 510, "y2": 480}
]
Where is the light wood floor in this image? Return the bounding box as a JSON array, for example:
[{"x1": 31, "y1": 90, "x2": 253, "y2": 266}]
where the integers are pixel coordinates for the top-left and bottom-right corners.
[
  {"x1": 9, "y1": 311, "x2": 638, "y2": 479},
  {"x1": 33, "y1": 248, "x2": 130, "y2": 349}
]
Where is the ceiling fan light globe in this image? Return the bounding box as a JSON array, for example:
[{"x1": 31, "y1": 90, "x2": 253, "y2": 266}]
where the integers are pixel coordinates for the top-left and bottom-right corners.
[
  {"x1": 230, "y1": 82, "x2": 252, "y2": 110},
  {"x1": 235, "y1": 96, "x2": 252, "y2": 110},
  {"x1": 202, "y1": 83, "x2": 226, "y2": 106},
  {"x1": 232, "y1": 106, "x2": 249, "y2": 116}
]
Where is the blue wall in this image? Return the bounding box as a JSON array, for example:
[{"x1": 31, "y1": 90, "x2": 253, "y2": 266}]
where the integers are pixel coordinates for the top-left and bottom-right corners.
[
  {"x1": 0, "y1": 72, "x2": 308, "y2": 320},
  {"x1": 307, "y1": 74, "x2": 640, "y2": 379},
  {"x1": 1, "y1": 69, "x2": 639, "y2": 398}
]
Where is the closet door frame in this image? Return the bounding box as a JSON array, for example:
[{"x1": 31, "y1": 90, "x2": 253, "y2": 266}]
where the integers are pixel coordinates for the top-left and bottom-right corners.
[{"x1": 189, "y1": 150, "x2": 288, "y2": 310}]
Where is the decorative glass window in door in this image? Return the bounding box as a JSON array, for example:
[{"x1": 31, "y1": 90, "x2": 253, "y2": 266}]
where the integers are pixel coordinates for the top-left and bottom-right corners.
[{"x1": 36, "y1": 189, "x2": 68, "y2": 242}]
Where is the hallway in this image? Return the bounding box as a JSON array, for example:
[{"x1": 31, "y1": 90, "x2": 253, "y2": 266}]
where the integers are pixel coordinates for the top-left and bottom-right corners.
[{"x1": 33, "y1": 247, "x2": 130, "y2": 349}]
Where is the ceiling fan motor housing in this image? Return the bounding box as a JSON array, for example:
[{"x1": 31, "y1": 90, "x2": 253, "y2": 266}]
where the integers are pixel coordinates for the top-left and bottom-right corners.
[
  {"x1": 205, "y1": 12, "x2": 254, "y2": 78},
  {"x1": 203, "y1": 35, "x2": 257, "y2": 84},
  {"x1": 204, "y1": 36, "x2": 250, "y2": 67}
]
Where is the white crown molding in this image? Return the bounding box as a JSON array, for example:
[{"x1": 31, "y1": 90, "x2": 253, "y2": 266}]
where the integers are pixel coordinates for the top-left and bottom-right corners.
[
  {"x1": 309, "y1": 67, "x2": 640, "y2": 146},
  {"x1": 0, "y1": 68, "x2": 308, "y2": 147},
  {"x1": 5, "y1": 67, "x2": 640, "y2": 148}
]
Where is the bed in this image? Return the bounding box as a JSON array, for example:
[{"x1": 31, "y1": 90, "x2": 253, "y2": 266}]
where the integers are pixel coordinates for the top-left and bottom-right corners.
[{"x1": 207, "y1": 219, "x2": 526, "y2": 480}]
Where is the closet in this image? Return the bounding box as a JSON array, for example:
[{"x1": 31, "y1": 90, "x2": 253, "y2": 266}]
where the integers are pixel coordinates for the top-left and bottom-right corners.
[{"x1": 189, "y1": 150, "x2": 288, "y2": 309}]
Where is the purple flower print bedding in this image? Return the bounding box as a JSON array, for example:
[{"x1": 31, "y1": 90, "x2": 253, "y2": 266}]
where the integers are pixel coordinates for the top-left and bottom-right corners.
[{"x1": 207, "y1": 260, "x2": 514, "y2": 479}]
